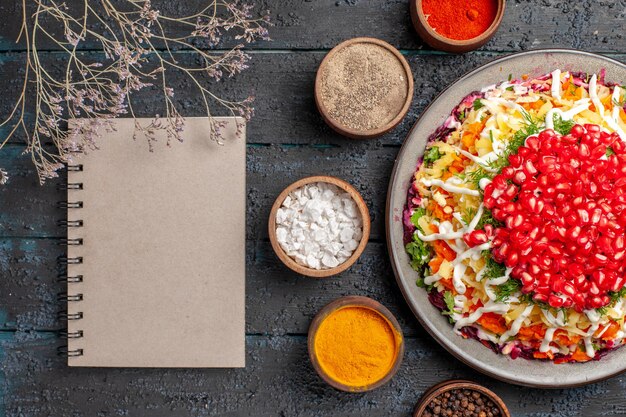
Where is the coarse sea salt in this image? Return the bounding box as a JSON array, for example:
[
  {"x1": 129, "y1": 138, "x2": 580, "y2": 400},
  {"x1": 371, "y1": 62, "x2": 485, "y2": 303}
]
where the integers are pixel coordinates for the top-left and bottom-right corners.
[{"x1": 275, "y1": 182, "x2": 363, "y2": 270}]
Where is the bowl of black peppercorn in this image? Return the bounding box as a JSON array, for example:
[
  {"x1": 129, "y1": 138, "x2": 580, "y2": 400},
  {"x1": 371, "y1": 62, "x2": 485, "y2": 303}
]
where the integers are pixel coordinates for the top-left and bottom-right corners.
[{"x1": 413, "y1": 380, "x2": 510, "y2": 417}]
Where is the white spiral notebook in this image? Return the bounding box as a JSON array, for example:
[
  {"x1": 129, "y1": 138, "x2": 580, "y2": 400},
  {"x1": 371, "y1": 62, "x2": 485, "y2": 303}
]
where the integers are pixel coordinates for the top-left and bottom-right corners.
[{"x1": 63, "y1": 117, "x2": 246, "y2": 367}]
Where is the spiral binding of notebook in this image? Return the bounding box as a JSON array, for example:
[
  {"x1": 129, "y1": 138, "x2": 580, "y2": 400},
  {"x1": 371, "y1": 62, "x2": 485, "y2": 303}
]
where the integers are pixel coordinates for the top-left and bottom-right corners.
[{"x1": 57, "y1": 164, "x2": 85, "y2": 358}]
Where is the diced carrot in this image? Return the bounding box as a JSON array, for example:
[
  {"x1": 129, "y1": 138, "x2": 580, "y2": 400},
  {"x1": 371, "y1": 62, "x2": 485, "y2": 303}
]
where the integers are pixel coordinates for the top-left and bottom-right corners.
[
  {"x1": 428, "y1": 256, "x2": 444, "y2": 273},
  {"x1": 575, "y1": 86, "x2": 584, "y2": 100},
  {"x1": 469, "y1": 299, "x2": 483, "y2": 313},
  {"x1": 432, "y1": 240, "x2": 456, "y2": 261},
  {"x1": 477, "y1": 312, "x2": 508, "y2": 335},
  {"x1": 461, "y1": 121, "x2": 487, "y2": 151},
  {"x1": 429, "y1": 224, "x2": 439, "y2": 233},
  {"x1": 439, "y1": 278, "x2": 455, "y2": 291},
  {"x1": 533, "y1": 351, "x2": 554, "y2": 360},
  {"x1": 450, "y1": 158, "x2": 467, "y2": 173},
  {"x1": 601, "y1": 94, "x2": 613, "y2": 108},
  {"x1": 554, "y1": 329, "x2": 581, "y2": 346},
  {"x1": 428, "y1": 200, "x2": 453, "y2": 222},
  {"x1": 531, "y1": 99, "x2": 545, "y2": 110},
  {"x1": 620, "y1": 108, "x2": 626, "y2": 124},
  {"x1": 562, "y1": 80, "x2": 577, "y2": 100},
  {"x1": 598, "y1": 320, "x2": 621, "y2": 341},
  {"x1": 522, "y1": 74, "x2": 529, "y2": 81},
  {"x1": 517, "y1": 324, "x2": 547, "y2": 342},
  {"x1": 571, "y1": 349, "x2": 592, "y2": 362},
  {"x1": 461, "y1": 132, "x2": 477, "y2": 150}
]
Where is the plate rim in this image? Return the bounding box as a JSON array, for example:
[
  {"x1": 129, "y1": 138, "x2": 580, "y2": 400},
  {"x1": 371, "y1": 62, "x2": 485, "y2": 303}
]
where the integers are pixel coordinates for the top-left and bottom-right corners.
[{"x1": 385, "y1": 48, "x2": 626, "y2": 388}]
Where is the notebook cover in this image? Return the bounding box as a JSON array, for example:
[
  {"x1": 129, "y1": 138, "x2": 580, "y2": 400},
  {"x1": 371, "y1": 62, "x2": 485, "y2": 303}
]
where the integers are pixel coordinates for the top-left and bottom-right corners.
[{"x1": 66, "y1": 117, "x2": 246, "y2": 367}]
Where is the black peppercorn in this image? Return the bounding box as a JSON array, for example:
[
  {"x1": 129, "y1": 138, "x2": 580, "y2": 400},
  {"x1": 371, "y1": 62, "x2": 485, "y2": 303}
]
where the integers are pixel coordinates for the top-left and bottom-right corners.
[{"x1": 422, "y1": 387, "x2": 504, "y2": 417}]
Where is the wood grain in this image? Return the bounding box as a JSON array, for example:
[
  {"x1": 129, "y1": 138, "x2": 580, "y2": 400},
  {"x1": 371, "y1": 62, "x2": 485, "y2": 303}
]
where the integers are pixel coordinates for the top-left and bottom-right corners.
[
  {"x1": 1, "y1": 0, "x2": 626, "y2": 414},
  {"x1": 1, "y1": 332, "x2": 625, "y2": 417},
  {"x1": 0, "y1": 51, "x2": 498, "y2": 146},
  {"x1": 0, "y1": 0, "x2": 625, "y2": 52},
  {"x1": 2, "y1": 52, "x2": 625, "y2": 149}
]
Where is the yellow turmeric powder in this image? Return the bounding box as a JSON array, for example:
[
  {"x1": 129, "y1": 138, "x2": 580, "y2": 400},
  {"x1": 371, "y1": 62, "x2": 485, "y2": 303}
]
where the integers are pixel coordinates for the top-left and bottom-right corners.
[{"x1": 314, "y1": 306, "x2": 401, "y2": 388}]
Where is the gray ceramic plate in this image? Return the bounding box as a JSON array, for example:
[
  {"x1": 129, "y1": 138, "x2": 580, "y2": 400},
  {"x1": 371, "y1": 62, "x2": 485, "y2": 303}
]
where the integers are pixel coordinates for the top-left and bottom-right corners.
[{"x1": 386, "y1": 49, "x2": 626, "y2": 388}]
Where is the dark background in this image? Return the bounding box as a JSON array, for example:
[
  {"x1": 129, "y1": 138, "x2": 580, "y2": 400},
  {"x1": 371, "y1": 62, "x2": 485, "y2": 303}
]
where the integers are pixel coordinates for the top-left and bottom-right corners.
[{"x1": 0, "y1": 0, "x2": 625, "y2": 415}]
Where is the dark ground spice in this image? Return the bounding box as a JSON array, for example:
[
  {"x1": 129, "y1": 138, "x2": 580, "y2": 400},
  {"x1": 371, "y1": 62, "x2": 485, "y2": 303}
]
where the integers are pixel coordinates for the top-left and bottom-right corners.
[
  {"x1": 423, "y1": 389, "x2": 502, "y2": 417},
  {"x1": 319, "y1": 43, "x2": 409, "y2": 132}
]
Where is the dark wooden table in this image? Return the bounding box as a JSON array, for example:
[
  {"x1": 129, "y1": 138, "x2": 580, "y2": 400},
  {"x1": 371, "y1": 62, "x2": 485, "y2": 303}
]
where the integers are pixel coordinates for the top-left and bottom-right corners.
[{"x1": 1, "y1": 1, "x2": 625, "y2": 415}]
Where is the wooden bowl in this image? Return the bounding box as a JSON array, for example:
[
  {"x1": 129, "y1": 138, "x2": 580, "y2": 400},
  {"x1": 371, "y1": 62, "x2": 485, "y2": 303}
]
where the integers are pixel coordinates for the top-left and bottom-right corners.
[
  {"x1": 268, "y1": 175, "x2": 371, "y2": 278},
  {"x1": 413, "y1": 380, "x2": 511, "y2": 417},
  {"x1": 410, "y1": 0, "x2": 506, "y2": 53},
  {"x1": 308, "y1": 295, "x2": 405, "y2": 392},
  {"x1": 314, "y1": 37, "x2": 414, "y2": 139}
]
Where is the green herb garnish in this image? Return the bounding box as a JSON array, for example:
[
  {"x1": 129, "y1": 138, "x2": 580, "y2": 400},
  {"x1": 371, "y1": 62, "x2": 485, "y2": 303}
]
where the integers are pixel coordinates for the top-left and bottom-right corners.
[
  {"x1": 495, "y1": 279, "x2": 521, "y2": 303},
  {"x1": 552, "y1": 113, "x2": 576, "y2": 135},
  {"x1": 482, "y1": 250, "x2": 507, "y2": 280},
  {"x1": 410, "y1": 207, "x2": 427, "y2": 232},
  {"x1": 606, "y1": 147, "x2": 615, "y2": 157},
  {"x1": 443, "y1": 291, "x2": 456, "y2": 323},
  {"x1": 485, "y1": 112, "x2": 542, "y2": 173},
  {"x1": 461, "y1": 207, "x2": 477, "y2": 226},
  {"x1": 597, "y1": 287, "x2": 626, "y2": 315},
  {"x1": 466, "y1": 167, "x2": 495, "y2": 191},
  {"x1": 406, "y1": 235, "x2": 431, "y2": 272},
  {"x1": 423, "y1": 146, "x2": 443, "y2": 166},
  {"x1": 473, "y1": 99, "x2": 484, "y2": 110},
  {"x1": 475, "y1": 209, "x2": 503, "y2": 230}
]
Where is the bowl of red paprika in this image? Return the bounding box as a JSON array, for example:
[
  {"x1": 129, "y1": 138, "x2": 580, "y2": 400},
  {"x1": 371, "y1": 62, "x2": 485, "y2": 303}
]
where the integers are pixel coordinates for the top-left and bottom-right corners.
[{"x1": 410, "y1": 0, "x2": 505, "y2": 53}]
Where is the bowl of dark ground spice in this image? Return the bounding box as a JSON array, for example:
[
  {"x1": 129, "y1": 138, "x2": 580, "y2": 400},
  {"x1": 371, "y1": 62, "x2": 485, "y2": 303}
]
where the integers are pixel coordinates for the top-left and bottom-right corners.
[
  {"x1": 315, "y1": 37, "x2": 414, "y2": 139},
  {"x1": 413, "y1": 380, "x2": 510, "y2": 417}
]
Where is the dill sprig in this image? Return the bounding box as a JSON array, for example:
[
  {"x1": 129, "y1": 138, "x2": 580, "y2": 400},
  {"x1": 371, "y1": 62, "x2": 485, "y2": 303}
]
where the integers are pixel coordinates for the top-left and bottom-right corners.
[
  {"x1": 552, "y1": 113, "x2": 576, "y2": 135},
  {"x1": 495, "y1": 279, "x2": 521, "y2": 303},
  {"x1": 481, "y1": 250, "x2": 506, "y2": 280},
  {"x1": 487, "y1": 111, "x2": 543, "y2": 172},
  {"x1": 475, "y1": 209, "x2": 503, "y2": 230},
  {"x1": 597, "y1": 287, "x2": 626, "y2": 316},
  {"x1": 466, "y1": 166, "x2": 495, "y2": 191},
  {"x1": 461, "y1": 207, "x2": 477, "y2": 225}
]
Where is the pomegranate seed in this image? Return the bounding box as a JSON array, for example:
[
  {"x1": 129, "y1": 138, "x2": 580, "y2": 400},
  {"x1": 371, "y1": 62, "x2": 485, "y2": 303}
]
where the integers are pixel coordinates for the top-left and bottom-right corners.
[
  {"x1": 463, "y1": 230, "x2": 489, "y2": 248},
  {"x1": 570, "y1": 124, "x2": 585, "y2": 138},
  {"x1": 523, "y1": 160, "x2": 538, "y2": 176},
  {"x1": 481, "y1": 123, "x2": 626, "y2": 310},
  {"x1": 508, "y1": 154, "x2": 522, "y2": 167},
  {"x1": 549, "y1": 294, "x2": 564, "y2": 308},
  {"x1": 526, "y1": 135, "x2": 540, "y2": 151},
  {"x1": 501, "y1": 166, "x2": 516, "y2": 179}
]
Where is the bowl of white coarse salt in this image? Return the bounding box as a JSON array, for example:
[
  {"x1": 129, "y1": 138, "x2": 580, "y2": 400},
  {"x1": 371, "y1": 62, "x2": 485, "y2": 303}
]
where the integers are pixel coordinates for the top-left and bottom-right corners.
[{"x1": 268, "y1": 175, "x2": 371, "y2": 278}]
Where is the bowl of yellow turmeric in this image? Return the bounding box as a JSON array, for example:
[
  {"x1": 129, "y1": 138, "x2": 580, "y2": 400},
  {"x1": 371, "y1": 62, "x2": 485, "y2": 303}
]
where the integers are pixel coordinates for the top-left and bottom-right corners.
[{"x1": 307, "y1": 295, "x2": 404, "y2": 392}]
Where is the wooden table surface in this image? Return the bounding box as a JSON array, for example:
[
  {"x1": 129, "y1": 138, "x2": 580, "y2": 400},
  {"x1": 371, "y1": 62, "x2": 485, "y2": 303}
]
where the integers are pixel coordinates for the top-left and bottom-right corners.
[{"x1": 0, "y1": 1, "x2": 625, "y2": 416}]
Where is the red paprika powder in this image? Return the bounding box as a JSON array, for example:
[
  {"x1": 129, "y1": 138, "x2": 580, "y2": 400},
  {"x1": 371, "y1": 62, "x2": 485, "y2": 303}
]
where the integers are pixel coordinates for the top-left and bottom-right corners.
[{"x1": 422, "y1": 0, "x2": 498, "y2": 40}]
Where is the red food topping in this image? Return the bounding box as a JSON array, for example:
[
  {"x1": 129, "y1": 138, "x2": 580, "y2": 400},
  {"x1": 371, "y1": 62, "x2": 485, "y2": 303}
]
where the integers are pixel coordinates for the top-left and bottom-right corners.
[{"x1": 483, "y1": 124, "x2": 626, "y2": 311}]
